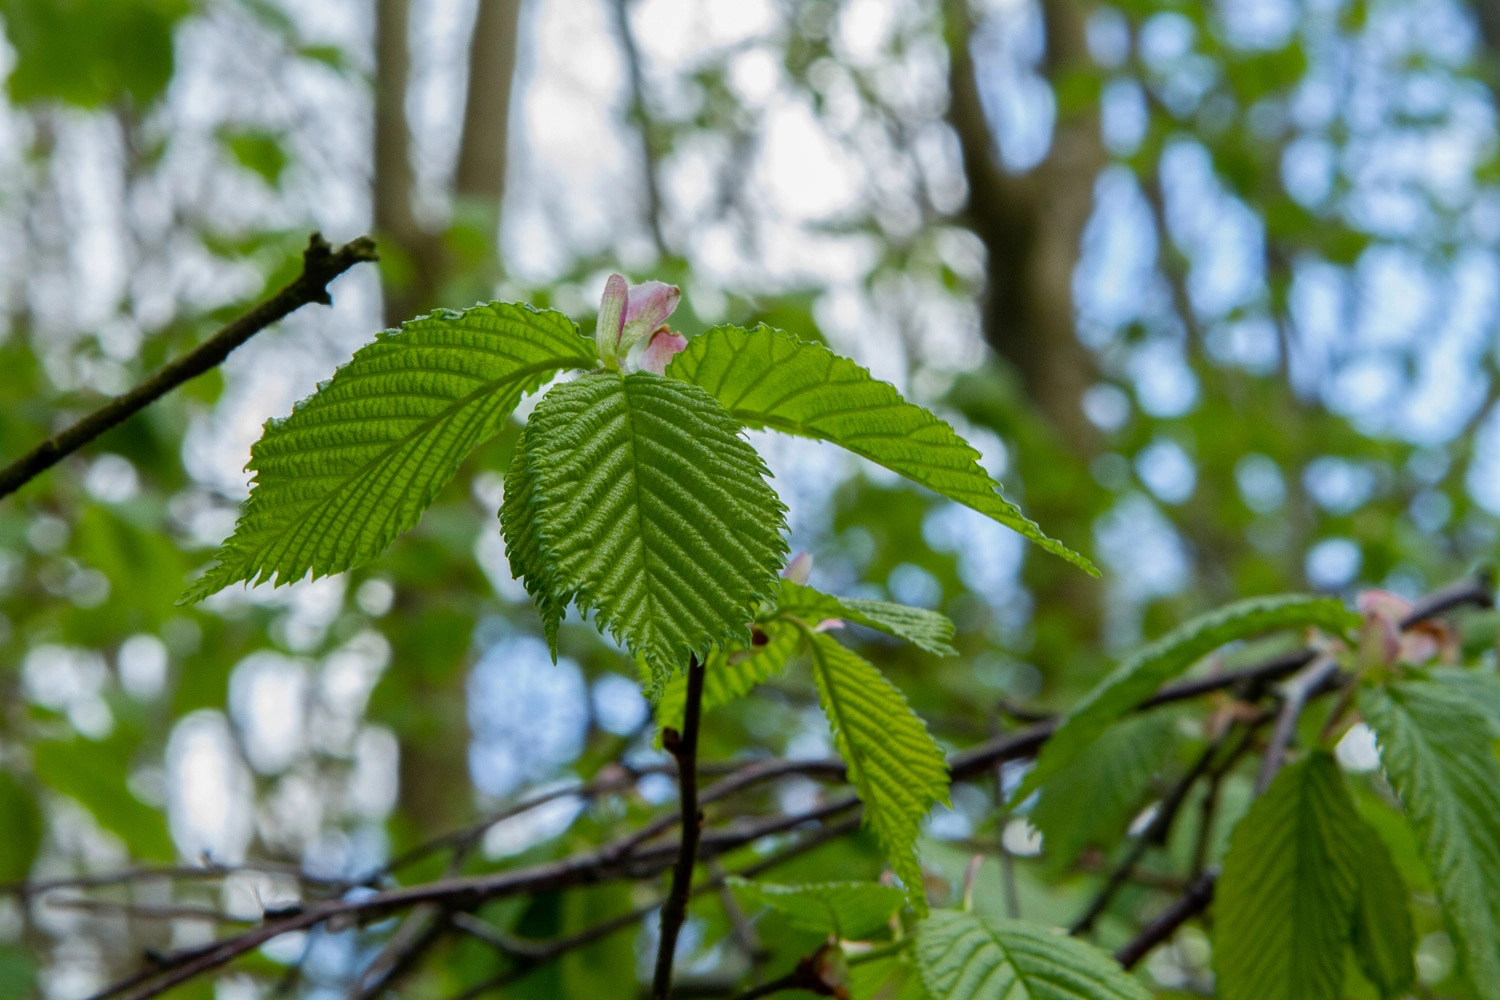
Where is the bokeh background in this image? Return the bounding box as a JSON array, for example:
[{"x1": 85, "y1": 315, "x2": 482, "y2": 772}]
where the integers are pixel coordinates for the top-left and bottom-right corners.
[{"x1": 1, "y1": 0, "x2": 1498, "y2": 995}]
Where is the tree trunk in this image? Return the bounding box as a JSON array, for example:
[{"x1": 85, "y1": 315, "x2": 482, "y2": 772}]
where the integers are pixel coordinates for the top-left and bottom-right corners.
[
  {"x1": 455, "y1": 0, "x2": 521, "y2": 205},
  {"x1": 945, "y1": 0, "x2": 1109, "y2": 655},
  {"x1": 374, "y1": 0, "x2": 522, "y2": 327},
  {"x1": 946, "y1": 0, "x2": 1105, "y2": 454},
  {"x1": 373, "y1": 0, "x2": 524, "y2": 835}
]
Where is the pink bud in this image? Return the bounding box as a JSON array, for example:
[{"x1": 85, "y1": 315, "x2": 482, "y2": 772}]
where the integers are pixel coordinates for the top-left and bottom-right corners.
[
  {"x1": 639, "y1": 328, "x2": 688, "y2": 375},
  {"x1": 595, "y1": 275, "x2": 681, "y2": 369},
  {"x1": 783, "y1": 552, "x2": 814, "y2": 585}
]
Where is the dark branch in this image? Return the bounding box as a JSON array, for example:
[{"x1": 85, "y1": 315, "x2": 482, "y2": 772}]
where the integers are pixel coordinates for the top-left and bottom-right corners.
[
  {"x1": 0, "y1": 232, "x2": 378, "y2": 502},
  {"x1": 653, "y1": 654, "x2": 707, "y2": 999},
  {"x1": 1114, "y1": 869, "x2": 1217, "y2": 970}
]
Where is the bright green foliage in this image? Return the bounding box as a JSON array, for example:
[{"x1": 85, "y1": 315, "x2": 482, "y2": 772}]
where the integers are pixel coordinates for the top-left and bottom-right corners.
[
  {"x1": 1029, "y1": 713, "x2": 1178, "y2": 871},
  {"x1": 654, "y1": 619, "x2": 802, "y2": 733},
  {"x1": 806, "y1": 630, "x2": 949, "y2": 913},
  {"x1": 0, "y1": 773, "x2": 41, "y2": 883},
  {"x1": 1213, "y1": 753, "x2": 1362, "y2": 1000},
  {"x1": 666, "y1": 325, "x2": 1095, "y2": 575},
  {"x1": 915, "y1": 910, "x2": 1150, "y2": 1000},
  {"x1": 1349, "y1": 823, "x2": 1416, "y2": 997},
  {"x1": 1361, "y1": 681, "x2": 1500, "y2": 997},
  {"x1": 777, "y1": 580, "x2": 957, "y2": 656},
  {"x1": 654, "y1": 580, "x2": 955, "y2": 731},
  {"x1": 724, "y1": 877, "x2": 906, "y2": 939},
  {"x1": 188, "y1": 303, "x2": 595, "y2": 600},
  {"x1": 1014, "y1": 595, "x2": 1357, "y2": 805},
  {"x1": 500, "y1": 430, "x2": 567, "y2": 649},
  {"x1": 517, "y1": 372, "x2": 788, "y2": 679}
]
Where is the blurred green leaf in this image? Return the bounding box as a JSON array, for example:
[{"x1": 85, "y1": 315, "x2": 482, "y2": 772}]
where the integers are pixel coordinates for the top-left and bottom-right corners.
[
  {"x1": 0, "y1": 0, "x2": 190, "y2": 107},
  {"x1": 0, "y1": 772, "x2": 42, "y2": 883}
]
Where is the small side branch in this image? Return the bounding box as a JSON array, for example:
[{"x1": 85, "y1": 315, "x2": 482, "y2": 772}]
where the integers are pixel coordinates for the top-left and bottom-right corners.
[
  {"x1": 0, "y1": 232, "x2": 378, "y2": 501},
  {"x1": 652, "y1": 655, "x2": 706, "y2": 999}
]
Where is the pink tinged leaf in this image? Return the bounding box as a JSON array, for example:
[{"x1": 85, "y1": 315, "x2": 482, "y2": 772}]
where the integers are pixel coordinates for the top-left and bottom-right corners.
[
  {"x1": 617, "y1": 281, "x2": 681, "y2": 355},
  {"x1": 639, "y1": 328, "x2": 688, "y2": 375},
  {"x1": 783, "y1": 552, "x2": 814, "y2": 585},
  {"x1": 595, "y1": 273, "x2": 629, "y2": 365}
]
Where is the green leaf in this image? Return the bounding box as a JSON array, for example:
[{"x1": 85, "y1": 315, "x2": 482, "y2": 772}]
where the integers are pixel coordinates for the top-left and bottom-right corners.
[
  {"x1": 186, "y1": 303, "x2": 595, "y2": 601},
  {"x1": 806, "y1": 630, "x2": 949, "y2": 913},
  {"x1": 1361, "y1": 681, "x2": 1500, "y2": 997},
  {"x1": 667, "y1": 325, "x2": 1095, "y2": 576},
  {"x1": 1014, "y1": 595, "x2": 1357, "y2": 805},
  {"x1": 32, "y1": 737, "x2": 174, "y2": 861},
  {"x1": 1428, "y1": 667, "x2": 1500, "y2": 738},
  {"x1": 518, "y1": 372, "x2": 788, "y2": 680},
  {"x1": 1029, "y1": 713, "x2": 1178, "y2": 871},
  {"x1": 0, "y1": 772, "x2": 42, "y2": 883},
  {"x1": 654, "y1": 619, "x2": 803, "y2": 732},
  {"x1": 915, "y1": 910, "x2": 1151, "y2": 1000},
  {"x1": 725, "y1": 877, "x2": 906, "y2": 939},
  {"x1": 1349, "y1": 822, "x2": 1416, "y2": 997},
  {"x1": 777, "y1": 580, "x2": 957, "y2": 656},
  {"x1": 0, "y1": 947, "x2": 35, "y2": 1000},
  {"x1": 1213, "y1": 752, "x2": 1362, "y2": 1000},
  {"x1": 500, "y1": 429, "x2": 566, "y2": 651},
  {"x1": 222, "y1": 128, "x2": 289, "y2": 186},
  {"x1": 1, "y1": 0, "x2": 189, "y2": 107}
]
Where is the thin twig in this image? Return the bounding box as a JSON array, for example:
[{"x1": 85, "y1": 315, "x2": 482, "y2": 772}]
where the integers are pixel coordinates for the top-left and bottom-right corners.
[
  {"x1": 0, "y1": 233, "x2": 377, "y2": 501},
  {"x1": 653, "y1": 655, "x2": 707, "y2": 999},
  {"x1": 1114, "y1": 870, "x2": 1217, "y2": 970},
  {"x1": 1255, "y1": 656, "x2": 1340, "y2": 795}
]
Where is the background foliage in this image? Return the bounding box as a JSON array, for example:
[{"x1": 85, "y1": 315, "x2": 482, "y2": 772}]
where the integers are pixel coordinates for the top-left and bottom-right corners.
[{"x1": 4, "y1": 0, "x2": 1500, "y2": 996}]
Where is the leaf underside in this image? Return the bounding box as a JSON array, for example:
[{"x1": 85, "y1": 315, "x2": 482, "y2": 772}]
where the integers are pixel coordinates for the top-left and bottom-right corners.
[
  {"x1": 186, "y1": 302, "x2": 595, "y2": 600},
  {"x1": 1214, "y1": 752, "x2": 1362, "y2": 1000},
  {"x1": 1029, "y1": 712, "x2": 1179, "y2": 872},
  {"x1": 1350, "y1": 821, "x2": 1417, "y2": 997},
  {"x1": 915, "y1": 910, "x2": 1151, "y2": 1000},
  {"x1": 515, "y1": 372, "x2": 788, "y2": 681},
  {"x1": 807, "y1": 629, "x2": 949, "y2": 914},
  {"x1": 1015, "y1": 594, "x2": 1358, "y2": 805},
  {"x1": 725, "y1": 877, "x2": 906, "y2": 940},
  {"x1": 666, "y1": 324, "x2": 1096, "y2": 576},
  {"x1": 653, "y1": 618, "x2": 803, "y2": 734},
  {"x1": 776, "y1": 580, "x2": 957, "y2": 657},
  {"x1": 1361, "y1": 681, "x2": 1500, "y2": 998}
]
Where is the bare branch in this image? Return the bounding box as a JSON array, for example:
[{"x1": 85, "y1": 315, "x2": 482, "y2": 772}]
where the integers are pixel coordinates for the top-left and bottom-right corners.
[
  {"x1": 0, "y1": 233, "x2": 376, "y2": 501},
  {"x1": 653, "y1": 655, "x2": 707, "y2": 998}
]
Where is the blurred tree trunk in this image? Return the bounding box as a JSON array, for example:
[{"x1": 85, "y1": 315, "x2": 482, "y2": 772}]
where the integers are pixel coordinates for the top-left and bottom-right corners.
[
  {"x1": 946, "y1": 0, "x2": 1103, "y2": 453},
  {"x1": 374, "y1": 0, "x2": 521, "y2": 328},
  {"x1": 455, "y1": 0, "x2": 521, "y2": 205},
  {"x1": 374, "y1": 0, "x2": 523, "y2": 835},
  {"x1": 946, "y1": 0, "x2": 1109, "y2": 656}
]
